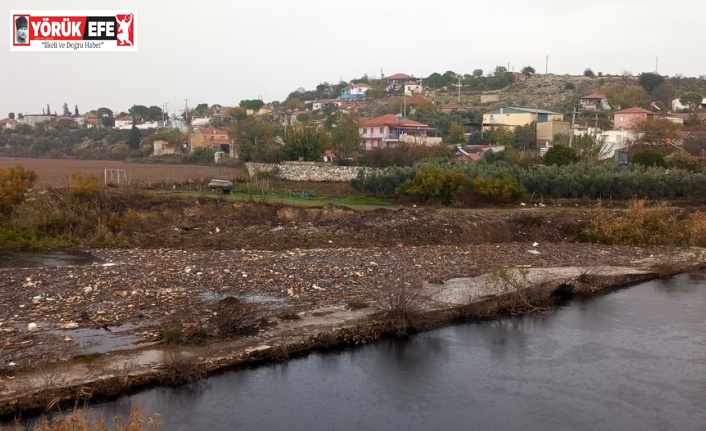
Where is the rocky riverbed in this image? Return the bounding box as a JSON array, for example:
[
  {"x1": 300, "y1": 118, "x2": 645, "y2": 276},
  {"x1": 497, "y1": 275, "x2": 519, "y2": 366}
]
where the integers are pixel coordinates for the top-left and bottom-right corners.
[{"x1": 1, "y1": 199, "x2": 705, "y2": 420}]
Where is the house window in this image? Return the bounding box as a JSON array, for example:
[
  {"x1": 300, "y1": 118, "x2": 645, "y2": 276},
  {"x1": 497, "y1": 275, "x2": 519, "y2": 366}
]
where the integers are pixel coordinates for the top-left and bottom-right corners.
[
  {"x1": 620, "y1": 116, "x2": 624, "y2": 122},
  {"x1": 379, "y1": 127, "x2": 384, "y2": 134},
  {"x1": 363, "y1": 128, "x2": 367, "y2": 134}
]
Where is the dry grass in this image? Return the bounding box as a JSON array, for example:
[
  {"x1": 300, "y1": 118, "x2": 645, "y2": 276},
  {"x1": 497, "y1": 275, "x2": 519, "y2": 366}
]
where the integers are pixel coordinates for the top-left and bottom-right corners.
[
  {"x1": 8, "y1": 408, "x2": 163, "y2": 431},
  {"x1": 584, "y1": 199, "x2": 706, "y2": 246},
  {"x1": 374, "y1": 273, "x2": 439, "y2": 335},
  {"x1": 159, "y1": 348, "x2": 206, "y2": 386},
  {"x1": 484, "y1": 266, "x2": 551, "y2": 314}
]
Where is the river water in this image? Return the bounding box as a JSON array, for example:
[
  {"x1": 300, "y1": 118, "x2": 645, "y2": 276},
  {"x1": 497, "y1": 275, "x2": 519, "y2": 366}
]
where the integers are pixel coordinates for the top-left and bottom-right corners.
[
  {"x1": 57, "y1": 273, "x2": 706, "y2": 429},
  {"x1": 0, "y1": 249, "x2": 94, "y2": 268}
]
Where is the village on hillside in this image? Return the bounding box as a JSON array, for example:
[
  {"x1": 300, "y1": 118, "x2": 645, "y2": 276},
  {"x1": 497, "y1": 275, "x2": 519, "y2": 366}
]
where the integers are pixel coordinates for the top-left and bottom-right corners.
[{"x1": 2, "y1": 69, "x2": 706, "y2": 167}]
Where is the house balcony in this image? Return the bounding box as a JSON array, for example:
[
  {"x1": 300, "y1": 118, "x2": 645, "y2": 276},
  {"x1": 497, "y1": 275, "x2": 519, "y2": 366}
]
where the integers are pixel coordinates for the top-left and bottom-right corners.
[{"x1": 384, "y1": 133, "x2": 442, "y2": 146}]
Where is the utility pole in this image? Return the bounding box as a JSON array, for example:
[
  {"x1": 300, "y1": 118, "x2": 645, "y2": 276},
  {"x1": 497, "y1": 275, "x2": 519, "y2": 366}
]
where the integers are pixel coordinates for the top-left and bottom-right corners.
[
  {"x1": 655, "y1": 56, "x2": 659, "y2": 73},
  {"x1": 568, "y1": 105, "x2": 578, "y2": 147},
  {"x1": 162, "y1": 102, "x2": 169, "y2": 125},
  {"x1": 184, "y1": 99, "x2": 189, "y2": 124},
  {"x1": 456, "y1": 74, "x2": 462, "y2": 103},
  {"x1": 545, "y1": 55, "x2": 548, "y2": 74}
]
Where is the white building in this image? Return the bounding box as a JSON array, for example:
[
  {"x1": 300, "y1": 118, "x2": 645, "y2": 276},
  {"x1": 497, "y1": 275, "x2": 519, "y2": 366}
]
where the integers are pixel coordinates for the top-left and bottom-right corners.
[{"x1": 404, "y1": 83, "x2": 423, "y2": 97}]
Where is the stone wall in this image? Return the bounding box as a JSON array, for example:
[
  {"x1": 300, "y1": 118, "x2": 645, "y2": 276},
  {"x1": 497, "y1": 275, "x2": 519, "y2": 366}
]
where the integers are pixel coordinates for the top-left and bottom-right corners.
[{"x1": 246, "y1": 161, "x2": 374, "y2": 182}]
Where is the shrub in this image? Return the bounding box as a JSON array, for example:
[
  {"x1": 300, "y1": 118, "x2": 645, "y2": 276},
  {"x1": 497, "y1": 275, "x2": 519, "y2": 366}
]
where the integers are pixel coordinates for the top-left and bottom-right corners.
[
  {"x1": 31, "y1": 408, "x2": 162, "y2": 431},
  {"x1": 399, "y1": 165, "x2": 474, "y2": 205},
  {"x1": 665, "y1": 151, "x2": 701, "y2": 172},
  {"x1": 375, "y1": 274, "x2": 431, "y2": 335},
  {"x1": 185, "y1": 147, "x2": 215, "y2": 165},
  {"x1": 544, "y1": 144, "x2": 579, "y2": 166},
  {"x1": 471, "y1": 176, "x2": 526, "y2": 203},
  {"x1": 631, "y1": 149, "x2": 666, "y2": 167},
  {"x1": 68, "y1": 172, "x2": 101, "y2": 198},
  {"x1": 583, "y1": 200, "x2": 690, "y2": 245},
  {"x1": 0, "y1": 165, "x2": 37, "y2": 215}
]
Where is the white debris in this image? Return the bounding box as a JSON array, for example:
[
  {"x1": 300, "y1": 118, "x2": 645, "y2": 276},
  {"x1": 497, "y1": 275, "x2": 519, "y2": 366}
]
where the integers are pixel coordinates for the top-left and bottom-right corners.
[
  {"x1": 528, "y1": 250, "x2": 541, "y2": 255},
  {"x1": 533, "y1": 242, "x2": 539, "y2": 247},
  {"x1": 83, "y1": 286, "x2": 93, "y2": 294},
  {"x1": 27, "y1": 322, "x2": 38, "y2": 332},
  {"x1": 102, "y1": 262, "x2": 117, "y2": 267},
  {"x1": 60, "y1": 322, "x2": 79, "y2": 329}
]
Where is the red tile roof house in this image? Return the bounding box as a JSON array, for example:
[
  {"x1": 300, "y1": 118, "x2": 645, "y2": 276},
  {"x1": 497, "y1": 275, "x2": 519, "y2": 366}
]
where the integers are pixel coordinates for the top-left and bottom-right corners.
[
  {"x1": 0, "y1": 118, "x2": 19, "y2": 129},
  {"x1": 613, "y1": 107, "x2": 655, "y2": 131},
  {"x1": 359, "y1": 114, "x2": 442, "y2": 150},
  {"x1": 385, "y1": 73, "x2": 419, "y2": 92}
]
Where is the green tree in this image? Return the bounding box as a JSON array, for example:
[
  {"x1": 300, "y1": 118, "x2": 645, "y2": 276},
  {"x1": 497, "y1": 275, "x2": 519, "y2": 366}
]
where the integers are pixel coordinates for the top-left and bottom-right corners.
[
  {"x1": 146, "y1": 106, "x2": 163, "y2": 122},
  {"x1": 62, "y1": 103, "x2": 71, "y2": 116},
  {"x1": 96, "y1": 107, "x2": 113, "y2": 118},
  {"x1": 330, "y1": 114, "x2": 362, "y2": 162},
  {"x1": 494, "y1": 66, "x2": 508, "y2": 76},
  {"x1": 239, "y1": 99, "x2": 265, "y2": 112},
  {"x1": 665, "y1": 150, "x2": 701, "y2": 172},
  {"x1": 285, "y1": 98, "x2": 305, "y2": 111},
  {"x1": 446, "y1": 121, "x2": 466, "y2": 144},
  {"x1": 128, "y1": 125, "x2": 141, "y2": 150},
  {"x1": 606, "y1": 85, "x2": 645, "y2": 110},
  {"x1": 650, "y1": 82, "x2": 675, "y2": 107},
  {"x1": 227, "y1": 107, "x2": 248, "y2": 122},
  {"x1": 186, "y1": 147, "x2": 215, "y2": 165},
  {"x1": 281, "y1": 126, "x2": 329, "y2": 161},
  {"x1": 544, "y1": 144, "x2": 579, "y2": 166},
  {"x1": 679, "y1": 92, "x2": 703, "y2": 112},
  {"x1": 472, "y1": 69, "x2": 483, "y2": 78},
  {"x1": 425, "y1": 72, "x2": 446, "y2": 89},
  {"x1": 483, "y1": 126, "x2": 515, "y2": 146},
  {"x1": 634, "y1": 117, "x2": 682, "y2": 146},
  {"x1": 193, "y1": 103, "x2": 212, "y2": 117},
  {"x1": 521, "y1": 66, "x2": 536, "y2": 76},
  {"x1": 0, "y1": 166, "x2": 37, "y2": 215},
  {"x1": 553, "y1": 134, "x2": 610, "y2": 162},
  {"x1": 74, "y1": 105, "x2": 79, "y2": 116},
  {"x1": 583, "y1": 68, "x2": 595, "y2": 77},
  {"x1": 513, "y1": 123, "x2": 536, "y2": 149},
  {"x1": 638, "y1": 72, "x2": 664, "y2": 94},
  {"x1": 128, "y1": 105, "x2": 148, "y2": 121},
  {"x1": 8, "y1": 112, "x2": 14, "y2": 120},
  {"x1": 631, "y1": 149, "x2": 666, "y2": 167},
  {"x1": 229, "y1": 117, "x2": 277, "y2": 162}
]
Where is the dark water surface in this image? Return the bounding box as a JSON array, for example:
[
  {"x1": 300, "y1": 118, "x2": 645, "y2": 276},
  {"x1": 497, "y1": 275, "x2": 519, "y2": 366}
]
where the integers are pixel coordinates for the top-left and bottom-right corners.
[
  {"x1": 83, "y1": 273, "x2": 706, "y2": 430},
  {"x1": 0, "y1": 249, "x2": 94, "y2": 268}
]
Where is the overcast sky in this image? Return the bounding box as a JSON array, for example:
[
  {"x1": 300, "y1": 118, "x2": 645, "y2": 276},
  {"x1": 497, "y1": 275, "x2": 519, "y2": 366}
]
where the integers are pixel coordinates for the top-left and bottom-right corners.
[{"x1": 2, "y1": 0, "x2": 704, "y2": 118}]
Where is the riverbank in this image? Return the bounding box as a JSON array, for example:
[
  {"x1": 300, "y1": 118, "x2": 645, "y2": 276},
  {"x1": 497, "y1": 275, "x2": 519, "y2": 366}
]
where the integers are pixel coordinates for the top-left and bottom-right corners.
[{"x1": 2, "y1": 247, "x2": 705, "y2": 421}]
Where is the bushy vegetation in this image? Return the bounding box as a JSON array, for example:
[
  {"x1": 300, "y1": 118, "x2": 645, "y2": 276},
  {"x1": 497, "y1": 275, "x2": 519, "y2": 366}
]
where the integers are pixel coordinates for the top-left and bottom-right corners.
[
  {"x1": 0, "y1": 165, "x2": 37, "y2": 214},
  {"x1": 584, "y1": 200, "x2": 706, "y2": 246},
  {"x1": 352, "y1": 157, "x2": 706, "y2": 204},
  {"x1": 0, "y1": 172, "x2": 140, "y2": 247},
  {"x1": 19, "y1": 408, "x2": 161, "y2": 431},
  {"x1": 0, "y1": 127, "x2": 152, "y2": 160}
]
